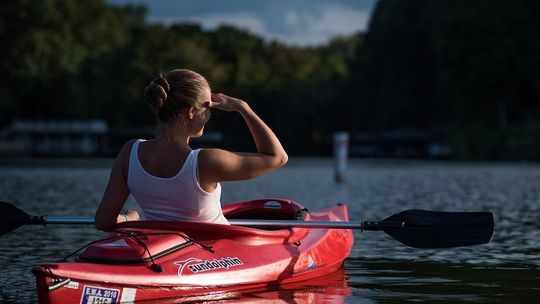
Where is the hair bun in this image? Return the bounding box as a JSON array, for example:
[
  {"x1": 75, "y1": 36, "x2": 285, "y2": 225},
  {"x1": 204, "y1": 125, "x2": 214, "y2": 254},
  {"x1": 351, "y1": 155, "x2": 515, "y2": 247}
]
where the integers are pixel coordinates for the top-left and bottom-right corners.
[{"x1": 144, "y1": 76, "x2": 170, "y2": 110}]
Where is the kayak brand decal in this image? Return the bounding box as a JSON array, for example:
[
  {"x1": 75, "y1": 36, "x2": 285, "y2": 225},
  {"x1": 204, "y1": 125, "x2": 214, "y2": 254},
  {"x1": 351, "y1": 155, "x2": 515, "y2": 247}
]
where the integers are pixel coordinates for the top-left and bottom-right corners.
[
  {"x1": 80, "y1": 285, "x2": 120, "y2": 304},
  {"x1": 174, "y1": 257, "x2": 243, "y2": 276}
]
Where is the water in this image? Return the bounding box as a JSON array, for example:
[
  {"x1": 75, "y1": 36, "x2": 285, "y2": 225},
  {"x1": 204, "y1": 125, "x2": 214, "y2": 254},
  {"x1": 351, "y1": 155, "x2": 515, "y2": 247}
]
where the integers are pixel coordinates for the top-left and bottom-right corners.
[{"x1": 1, "y1": 158, "x2": 539, "y2": 303}]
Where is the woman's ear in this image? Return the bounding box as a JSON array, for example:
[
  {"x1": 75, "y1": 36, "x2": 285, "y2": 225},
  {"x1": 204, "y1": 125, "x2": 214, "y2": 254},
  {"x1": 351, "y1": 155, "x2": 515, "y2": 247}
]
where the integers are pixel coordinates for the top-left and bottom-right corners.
[{"x1": 187, "y1": 106, "x2": 195, "y2": 120}]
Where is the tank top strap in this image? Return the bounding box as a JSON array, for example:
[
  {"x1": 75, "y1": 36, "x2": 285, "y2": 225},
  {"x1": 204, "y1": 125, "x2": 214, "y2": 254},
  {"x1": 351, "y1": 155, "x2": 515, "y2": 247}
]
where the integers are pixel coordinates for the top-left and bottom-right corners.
[
  {"x1": 189, "y1": 148, "x2": 202, "y2": 184},
  {"x1": 128, "y1": 139, "x2": 145, "y2": 181}
]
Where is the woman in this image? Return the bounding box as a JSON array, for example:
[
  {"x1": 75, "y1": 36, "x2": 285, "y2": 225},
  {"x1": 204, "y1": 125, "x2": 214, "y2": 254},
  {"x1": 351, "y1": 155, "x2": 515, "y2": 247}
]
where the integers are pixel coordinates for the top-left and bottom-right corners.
[{"x1": 95, "y1": 69, "x2": 288, "y2": 231}]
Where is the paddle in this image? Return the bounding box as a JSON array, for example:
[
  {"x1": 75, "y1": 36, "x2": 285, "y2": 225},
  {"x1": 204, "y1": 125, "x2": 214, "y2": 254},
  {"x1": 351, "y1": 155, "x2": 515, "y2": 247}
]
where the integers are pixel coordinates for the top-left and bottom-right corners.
[
  {"x1": 228, "y1": 209, "x2": 494, "y2": 248},
  {"x1": 0, "y1": 201, "x2": 494, "y2": 248}
]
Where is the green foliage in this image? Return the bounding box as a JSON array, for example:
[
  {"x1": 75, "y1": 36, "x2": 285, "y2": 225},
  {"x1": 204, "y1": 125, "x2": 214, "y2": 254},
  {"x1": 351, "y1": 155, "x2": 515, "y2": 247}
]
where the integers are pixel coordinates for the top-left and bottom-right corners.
[
  {"x1": 349, "y1": 0, "x2": 540, "y2": 160},
  {"x1": 0, "y1": 0, "x2": 132, "y2": 120},
  {"x1": 2, "y1": 0, "x2": 539, "y2": 159},
  {"x1": 0, "y1": 0, "x2": 355, "y2": 155}
]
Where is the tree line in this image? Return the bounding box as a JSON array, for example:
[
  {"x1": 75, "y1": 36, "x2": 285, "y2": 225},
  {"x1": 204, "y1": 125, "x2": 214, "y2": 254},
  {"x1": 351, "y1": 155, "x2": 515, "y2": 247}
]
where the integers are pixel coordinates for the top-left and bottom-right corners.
[
  {"x1": 350, "y1": 0, "x2": 540, "y2": 160},
  {"x1": 1, "y1": 0, "x2": 539, "y2": 160}
]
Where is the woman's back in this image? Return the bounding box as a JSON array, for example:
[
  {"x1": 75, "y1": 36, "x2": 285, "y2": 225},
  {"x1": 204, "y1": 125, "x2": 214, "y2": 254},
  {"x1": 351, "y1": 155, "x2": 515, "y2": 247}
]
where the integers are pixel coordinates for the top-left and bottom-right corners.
[
  {"x1": 128, "y1": 139, "x2": 228, "y2": 224},
  {"x1": 136, "y1": 139, "x2": 190, "y2": 178}
]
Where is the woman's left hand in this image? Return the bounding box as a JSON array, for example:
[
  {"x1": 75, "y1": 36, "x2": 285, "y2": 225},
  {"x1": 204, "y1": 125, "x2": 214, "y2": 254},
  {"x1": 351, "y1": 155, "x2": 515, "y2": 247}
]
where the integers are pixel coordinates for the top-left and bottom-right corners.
[
  {"x1": 126, "y1": 209, "x2": 140, "y2": 220},
  {"x1": 117, "y1": 210, "x2": 140, "y2": 223},
  {"x1": 210, "y1": 93, "x2": 246, "y2": 112}
]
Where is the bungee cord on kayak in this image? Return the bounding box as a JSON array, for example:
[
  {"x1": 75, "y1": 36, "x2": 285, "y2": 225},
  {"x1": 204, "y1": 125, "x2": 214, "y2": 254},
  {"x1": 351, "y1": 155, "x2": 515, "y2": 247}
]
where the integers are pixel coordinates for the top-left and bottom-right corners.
[{"x1": 58, "y1": 229, "x2": 217, "y2": 274}]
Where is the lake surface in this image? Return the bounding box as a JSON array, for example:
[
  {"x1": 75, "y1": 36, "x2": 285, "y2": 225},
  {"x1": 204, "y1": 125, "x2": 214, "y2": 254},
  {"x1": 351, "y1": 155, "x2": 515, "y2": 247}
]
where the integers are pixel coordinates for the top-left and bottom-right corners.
[{"x1": 1, "y1": 158, "x2": 539, "y2": 303}]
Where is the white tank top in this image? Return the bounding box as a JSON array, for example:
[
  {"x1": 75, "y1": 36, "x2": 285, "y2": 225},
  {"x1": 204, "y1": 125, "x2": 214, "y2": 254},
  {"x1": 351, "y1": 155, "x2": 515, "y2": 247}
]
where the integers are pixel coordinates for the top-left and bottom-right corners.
[{"x1": 127, "y1": 139, "x2": 229, "y2": 224}]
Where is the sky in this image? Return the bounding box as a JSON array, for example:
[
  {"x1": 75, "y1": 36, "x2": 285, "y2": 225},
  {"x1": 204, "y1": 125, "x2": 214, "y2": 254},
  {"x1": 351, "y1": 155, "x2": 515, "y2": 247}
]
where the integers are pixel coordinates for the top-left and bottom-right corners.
[{"x1": 107, "y1": 0, "x2": 377, "y2": 46}]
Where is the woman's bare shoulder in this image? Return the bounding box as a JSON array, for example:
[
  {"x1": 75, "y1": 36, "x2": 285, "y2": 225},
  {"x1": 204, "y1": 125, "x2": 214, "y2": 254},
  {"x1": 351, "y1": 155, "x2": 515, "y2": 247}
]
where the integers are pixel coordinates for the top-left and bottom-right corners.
[
  {"x1": 115, "y1": 139, "x2": 139, "y2": 167},
  {"x1": 119, "y1": 139, "x2": 138, "y2": 155}
]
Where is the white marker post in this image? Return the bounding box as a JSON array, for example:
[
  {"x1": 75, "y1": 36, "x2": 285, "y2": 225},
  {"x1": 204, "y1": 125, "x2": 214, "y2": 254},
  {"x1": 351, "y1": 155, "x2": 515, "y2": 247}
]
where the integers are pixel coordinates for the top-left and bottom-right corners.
[{"x1": 333, "y1": 132, "x2": 349, "y2": 183}]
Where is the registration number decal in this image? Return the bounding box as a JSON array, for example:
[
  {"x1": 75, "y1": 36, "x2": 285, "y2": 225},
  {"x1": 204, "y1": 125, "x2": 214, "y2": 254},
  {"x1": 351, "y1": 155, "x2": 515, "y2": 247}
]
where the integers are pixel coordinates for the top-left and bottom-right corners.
[{"x1": 80, "y1": 286, "x2": 120, "y2": 304}]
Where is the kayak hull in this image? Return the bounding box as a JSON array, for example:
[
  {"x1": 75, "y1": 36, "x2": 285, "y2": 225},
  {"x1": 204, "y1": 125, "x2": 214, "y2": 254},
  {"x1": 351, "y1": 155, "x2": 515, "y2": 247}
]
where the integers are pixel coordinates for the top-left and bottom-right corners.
[{"x1": 32, "y1": 199, "x2": 354, "y2": 303}]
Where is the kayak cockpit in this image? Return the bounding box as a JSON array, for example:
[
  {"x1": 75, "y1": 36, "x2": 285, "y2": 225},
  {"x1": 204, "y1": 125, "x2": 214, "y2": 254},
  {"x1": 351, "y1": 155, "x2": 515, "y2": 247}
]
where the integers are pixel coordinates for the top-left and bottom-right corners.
[{"x1": 78, "y1": 199, "x2": 311, "y2": 264}]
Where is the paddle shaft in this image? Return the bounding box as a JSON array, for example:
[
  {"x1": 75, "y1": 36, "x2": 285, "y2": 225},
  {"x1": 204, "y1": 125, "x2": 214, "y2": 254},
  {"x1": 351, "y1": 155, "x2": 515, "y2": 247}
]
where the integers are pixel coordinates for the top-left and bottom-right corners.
[
  {"x1": 1, "y1": 201, "x2": 494, "y2": 248},
  {"x1": 43, "y1": 217, "x2": 95, "y2": 225},
  {"x1": 230, "y1": 219, "x2": 403, "y2": 230},
  {"x1": 32, "y1": 217, "x2": 402, "y2": 230}
]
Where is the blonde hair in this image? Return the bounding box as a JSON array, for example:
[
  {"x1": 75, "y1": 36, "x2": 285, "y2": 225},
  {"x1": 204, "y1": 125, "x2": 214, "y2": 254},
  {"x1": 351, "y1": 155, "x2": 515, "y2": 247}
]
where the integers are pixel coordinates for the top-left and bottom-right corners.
[{"x1": 144, "y1": 69, "x2": 209, "y2": 122}]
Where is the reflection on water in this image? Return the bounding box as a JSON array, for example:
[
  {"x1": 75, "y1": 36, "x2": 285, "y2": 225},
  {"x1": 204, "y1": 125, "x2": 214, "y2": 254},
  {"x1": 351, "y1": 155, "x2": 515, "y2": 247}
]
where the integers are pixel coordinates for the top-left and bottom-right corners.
[
  {"x1": 1, "y1": 158, "x2": 539, "y2": 303},
  {"x1": 140, "y1": 269, "x2": 350, "y2": 304},
  {"x1": 346, "y1": 258, "x2": 539, "y2": 303}
]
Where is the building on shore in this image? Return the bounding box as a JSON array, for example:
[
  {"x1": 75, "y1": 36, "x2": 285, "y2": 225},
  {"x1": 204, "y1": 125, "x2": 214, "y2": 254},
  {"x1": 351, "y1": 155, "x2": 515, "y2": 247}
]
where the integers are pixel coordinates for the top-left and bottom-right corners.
[
  {"x1": 0, "y1": 120, "x2": 108, "y2": 157},
  {"x1": 0, "y1": 120, "x2": 222, "y2": 157},
  {"x1": 350, "y1": 128, "x2": 451, "y2": 159}
]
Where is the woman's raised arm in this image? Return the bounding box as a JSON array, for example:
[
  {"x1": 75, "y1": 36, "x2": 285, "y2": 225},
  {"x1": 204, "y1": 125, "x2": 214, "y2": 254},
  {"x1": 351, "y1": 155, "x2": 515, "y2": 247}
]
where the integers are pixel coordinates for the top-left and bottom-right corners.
[{"x1": 198, "y1": 94, "x2": 288, "y2": 189}]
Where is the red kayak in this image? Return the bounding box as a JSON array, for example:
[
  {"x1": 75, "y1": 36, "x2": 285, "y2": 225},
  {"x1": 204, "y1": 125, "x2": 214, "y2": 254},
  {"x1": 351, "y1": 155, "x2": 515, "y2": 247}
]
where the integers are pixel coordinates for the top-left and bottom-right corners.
[{"x1": 32, "y1": 198, "x2": 354, "y2": 303}]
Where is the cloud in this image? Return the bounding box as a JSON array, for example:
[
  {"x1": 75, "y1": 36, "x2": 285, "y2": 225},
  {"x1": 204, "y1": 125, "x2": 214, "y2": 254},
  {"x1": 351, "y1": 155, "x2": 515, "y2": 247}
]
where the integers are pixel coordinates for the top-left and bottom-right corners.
[
  {"x1": 277, "y1": 5, "x2": 370, "y2": 45},
  {"x1": 149, "y1": 13, "x2": 267, "y2": 37},
  {"x1": 143, "y1": 2, "x2": 373, "y2": 46},
  {"x1": 311, "y1": 6, "x2": 370, "y2": 36},
  {"x1": 284, "y1": 11, "x2": 301, "y2": 28}
]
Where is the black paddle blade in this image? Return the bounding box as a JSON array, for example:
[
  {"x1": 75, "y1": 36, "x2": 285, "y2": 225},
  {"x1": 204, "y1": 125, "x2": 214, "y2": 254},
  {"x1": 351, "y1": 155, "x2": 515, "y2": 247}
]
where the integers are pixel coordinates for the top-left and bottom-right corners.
[
  {"x1": 381, "y1": 209, "x2": 494, "y2": 248},
  {"x1": 0, "y1": 201, "x2": 34, "y2": 235}
]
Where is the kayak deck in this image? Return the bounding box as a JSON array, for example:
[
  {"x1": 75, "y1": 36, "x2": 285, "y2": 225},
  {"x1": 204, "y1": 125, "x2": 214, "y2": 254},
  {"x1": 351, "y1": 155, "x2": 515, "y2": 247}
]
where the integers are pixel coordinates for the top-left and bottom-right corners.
[{"x1": 32, "y1": 198, "x2": 354, "y2": 303}]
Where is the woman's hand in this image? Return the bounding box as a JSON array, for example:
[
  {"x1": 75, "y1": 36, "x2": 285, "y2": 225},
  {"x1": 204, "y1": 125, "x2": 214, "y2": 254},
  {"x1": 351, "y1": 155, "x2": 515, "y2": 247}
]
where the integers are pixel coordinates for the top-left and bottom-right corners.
[
  {"x1": 198, "y1": 92, "x2": 288, "y2": 188},
  {"x1": 116, "y1": 209, "x2": 140, "y2": 223},
  {"x1": 126, "y1": 209, "x2": 140, "y2": 220},
  {"x1": 210, "y1": 93, "x2": 246, "y2": 112}
]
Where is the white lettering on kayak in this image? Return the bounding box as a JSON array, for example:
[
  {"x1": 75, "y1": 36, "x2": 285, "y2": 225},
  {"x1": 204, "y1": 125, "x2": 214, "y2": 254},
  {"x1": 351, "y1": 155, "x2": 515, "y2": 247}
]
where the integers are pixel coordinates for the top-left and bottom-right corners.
[{"x1": 174, "y1": 257, "x2": 244, "y2": 276}]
